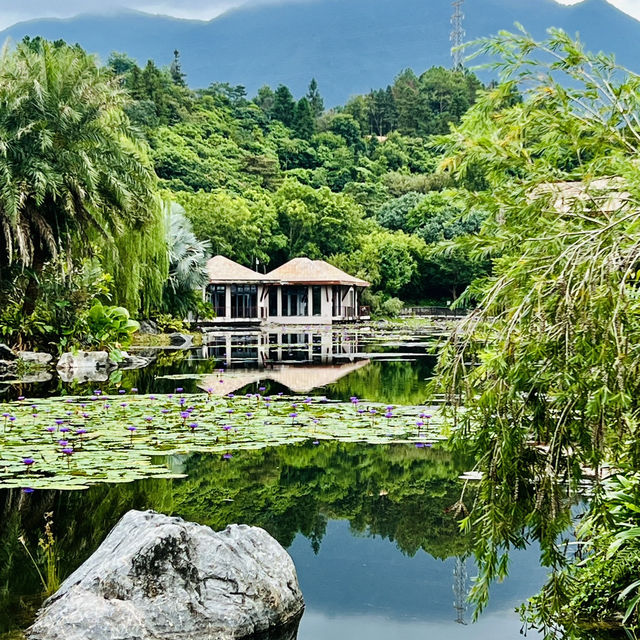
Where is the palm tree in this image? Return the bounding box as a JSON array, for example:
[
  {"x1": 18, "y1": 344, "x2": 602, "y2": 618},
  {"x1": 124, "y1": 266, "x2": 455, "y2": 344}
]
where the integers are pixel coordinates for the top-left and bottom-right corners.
[
  {"x1": 0, "y1": 39, "x2": 158, "y2": 312},
  {"x1": 162, "y1": 202, "x2": 210, "y2": 316}
]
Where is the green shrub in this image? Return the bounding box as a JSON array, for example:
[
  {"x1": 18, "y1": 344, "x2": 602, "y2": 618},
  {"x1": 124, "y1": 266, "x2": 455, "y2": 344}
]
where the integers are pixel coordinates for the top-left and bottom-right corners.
[{"x1": 85, "y1": 303, "x2": 139, "y2": 352}]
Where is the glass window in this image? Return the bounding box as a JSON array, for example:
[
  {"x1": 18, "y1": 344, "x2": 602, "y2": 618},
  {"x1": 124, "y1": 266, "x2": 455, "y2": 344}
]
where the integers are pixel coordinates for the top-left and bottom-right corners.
[
  {"x1": 206, "y1": 284, "x2": 226, "y2": 317},
  {"x1": 231, "y1": 284, "x2": 257, "y2": 318},
  {"x1": 312, "y1": 286, "x2": 321, "y2": 316},
  {"x1": 332, "y1": 286, "x2": 342, "y2": 316},
  {"x1": 269, "y1": 287, "x2": 278, "y2": 316},
  {"x1": 282, "y1": 286, "x2": 308, "y2": 317}
]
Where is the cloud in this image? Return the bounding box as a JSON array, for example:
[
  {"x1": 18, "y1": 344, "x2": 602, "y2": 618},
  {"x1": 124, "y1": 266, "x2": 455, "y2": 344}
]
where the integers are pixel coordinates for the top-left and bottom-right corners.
[{"x1": 555, "y1": 0, "x2": 640, "y2": 20}]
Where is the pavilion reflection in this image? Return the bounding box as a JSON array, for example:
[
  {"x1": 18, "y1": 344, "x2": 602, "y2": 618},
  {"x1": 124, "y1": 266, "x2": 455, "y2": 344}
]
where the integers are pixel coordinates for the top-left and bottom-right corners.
[
  {"x1": 197, "y1": 328, "x2": 368, "y2": 395},
  {"x1": 200, "y1": 328, "x2": 362, "y2": 366}
]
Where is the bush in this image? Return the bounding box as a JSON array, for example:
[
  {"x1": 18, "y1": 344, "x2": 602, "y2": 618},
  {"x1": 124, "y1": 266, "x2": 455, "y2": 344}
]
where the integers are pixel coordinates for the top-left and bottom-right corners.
[
  {"x1": 380, "y1": 297, "x2": 405, "y2": 317},
  {"x1": 85, "y1": 303, "x2": 139, "y2": 352}
]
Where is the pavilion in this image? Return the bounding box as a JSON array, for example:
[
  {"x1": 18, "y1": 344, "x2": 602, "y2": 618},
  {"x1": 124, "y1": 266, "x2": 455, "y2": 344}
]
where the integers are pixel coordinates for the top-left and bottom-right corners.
[{"x1": 203, "y1": 256, "x2": 370, "y2": 324}]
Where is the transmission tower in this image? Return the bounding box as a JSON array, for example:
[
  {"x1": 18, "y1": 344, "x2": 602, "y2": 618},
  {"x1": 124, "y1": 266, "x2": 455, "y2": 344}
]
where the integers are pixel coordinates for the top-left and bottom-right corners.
[
  {"x1": 453, "y1": 555, "x2": 468, "y2": 625},
  {"x1": 450, "y1": 0, "x2": 465, "y2": 70}
]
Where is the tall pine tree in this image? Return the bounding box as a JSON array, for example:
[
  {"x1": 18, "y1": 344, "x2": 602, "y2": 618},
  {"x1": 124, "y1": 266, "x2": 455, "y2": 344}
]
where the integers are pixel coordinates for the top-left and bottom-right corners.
[
  {"x1": 170, "y1": 49, "x2": 186, "y2": 86},
  {"x1": 306, "y1": 78, "x2": 324, "y2": 117},
  {"x1": 272, "y1": 85, "x2": 296, "y2": 127},
  {"x1": 293, "y1": 97, "x2": 315, "y2": 139}
]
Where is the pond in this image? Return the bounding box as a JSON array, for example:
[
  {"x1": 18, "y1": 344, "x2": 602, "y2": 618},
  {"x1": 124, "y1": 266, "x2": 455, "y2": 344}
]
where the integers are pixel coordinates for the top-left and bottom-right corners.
[
  {"x1": 0, "y1": 322, "x2": 568, "y2": 639},
  {"x1": 1, "y1": 324, "x2": 442, "y2": 404},
  {"x1": 0, "y1": 443, "x2": 547, "y2": 640}
]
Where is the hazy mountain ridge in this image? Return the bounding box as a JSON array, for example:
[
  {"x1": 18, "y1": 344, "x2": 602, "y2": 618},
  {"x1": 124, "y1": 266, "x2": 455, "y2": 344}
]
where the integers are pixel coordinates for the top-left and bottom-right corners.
[{"x1": 1, "y1": 0, "x2": 638, "y2": 105}]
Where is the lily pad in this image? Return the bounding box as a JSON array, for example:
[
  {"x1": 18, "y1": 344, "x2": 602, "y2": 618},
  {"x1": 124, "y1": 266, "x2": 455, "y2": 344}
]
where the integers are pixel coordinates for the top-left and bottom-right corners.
[{"x1": 0, "y1": 392, "x2": 444, "y2": 490}]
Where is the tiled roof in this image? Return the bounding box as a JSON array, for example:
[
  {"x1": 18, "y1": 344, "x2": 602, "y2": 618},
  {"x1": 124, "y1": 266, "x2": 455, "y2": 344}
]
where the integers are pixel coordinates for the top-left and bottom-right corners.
[
  {"x1": 532, "y1": 178, "x2": 629, "y2": 213},
  {"x1": 266, "y1": 257, "x2": 370, "y2": 287},
  {"x1": 206, "y1": 256, "x2": 273, "y2": 282}
]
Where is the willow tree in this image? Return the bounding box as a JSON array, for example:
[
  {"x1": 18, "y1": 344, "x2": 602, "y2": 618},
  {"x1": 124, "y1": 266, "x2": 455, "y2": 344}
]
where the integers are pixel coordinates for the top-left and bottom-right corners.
[
  {"x1": 0, "y1": 39, "x2": 167, "y2": 315},
  {"x1": 430, "y1": 29, "x2": 640, "y2": 634}
]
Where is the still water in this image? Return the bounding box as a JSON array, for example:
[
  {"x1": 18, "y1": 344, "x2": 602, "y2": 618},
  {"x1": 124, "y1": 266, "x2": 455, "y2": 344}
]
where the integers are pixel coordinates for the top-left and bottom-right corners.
[
  {"x1": 0, "y1": 324, "x2": 549, "y2": 639},
  {"x1": 1, "y1": 324, "x2": 440, "y2": 404},
  {"x1": 0, "y1": 444, "x2": 547, "y2": 639}
]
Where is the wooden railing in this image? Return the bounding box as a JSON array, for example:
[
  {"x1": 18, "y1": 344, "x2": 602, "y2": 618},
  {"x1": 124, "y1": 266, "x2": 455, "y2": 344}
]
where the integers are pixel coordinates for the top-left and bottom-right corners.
[
  {"x1": 401, "y1": 306, "x2": 468, "y2": 318},
  {"x1": 231, "y1": 306, "x2": 259, "y2": 319}
]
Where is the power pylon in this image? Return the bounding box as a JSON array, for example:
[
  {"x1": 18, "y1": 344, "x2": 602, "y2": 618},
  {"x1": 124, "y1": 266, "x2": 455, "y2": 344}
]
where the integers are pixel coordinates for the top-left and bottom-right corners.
[
  {"x1": 450, "y1": 0, "x2": 465, "y2": 70},
  {"x1": 453, "y1": 555, "x2": 468, "y2": 625}
]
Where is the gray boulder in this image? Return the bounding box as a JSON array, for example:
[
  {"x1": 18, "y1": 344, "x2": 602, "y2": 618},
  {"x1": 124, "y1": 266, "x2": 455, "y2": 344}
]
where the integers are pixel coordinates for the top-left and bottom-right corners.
[
  {"x1": 139, "y1": 319, "x2": 160, "y2": 335},
  {"x1": 19, "y1": 351, "x2": 53, "y2": 366},
  {"x1": 169, "y1": 332, "x2": 193, "y2": 348},
  {"x1": 57, "y1": 351, "x2": 111, "y2": 371},
  {"x1": 27, "y1": 510, "x2": 304, "y2": 640}
]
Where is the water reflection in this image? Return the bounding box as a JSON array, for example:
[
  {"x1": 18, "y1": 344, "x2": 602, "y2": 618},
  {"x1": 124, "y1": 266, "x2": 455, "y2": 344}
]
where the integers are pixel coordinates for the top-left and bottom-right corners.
[
  {"x1": 1, "y1": 326, "x2": 438, "y2": 404},
  {"x1": 292, "y1": 520, "x2": 547, "y2": 639},
  {"x1": 1, "y1": 443, "x2": 476, "y2": 637}
]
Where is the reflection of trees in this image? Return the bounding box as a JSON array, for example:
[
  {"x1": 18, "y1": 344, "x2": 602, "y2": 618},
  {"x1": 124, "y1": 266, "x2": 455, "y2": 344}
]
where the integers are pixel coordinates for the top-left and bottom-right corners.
[
  {"x1": 0, "y1": 443, "x2": 468, "y2": 634},
  {"x1": 170, "y1": 443, "x2": 470, "y2": 559},
  {"x1": 327, "y1": 359, "x2": 435, "y2": 405}
]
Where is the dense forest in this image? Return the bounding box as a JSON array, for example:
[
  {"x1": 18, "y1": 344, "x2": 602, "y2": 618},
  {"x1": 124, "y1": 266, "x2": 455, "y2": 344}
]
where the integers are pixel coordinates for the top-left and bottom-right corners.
[
  {"x1": 0, "y1": 37, "x2": 492, "y2": 348},
  {"x1": 113, "y1": 47, "x2": 489, "y2": 305}
]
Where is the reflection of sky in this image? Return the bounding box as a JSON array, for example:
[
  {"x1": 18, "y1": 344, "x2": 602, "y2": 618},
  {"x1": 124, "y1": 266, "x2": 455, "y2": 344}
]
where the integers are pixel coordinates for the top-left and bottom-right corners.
[{"x1": 289, "y1": 520, "x2": 548, "y2": 639}]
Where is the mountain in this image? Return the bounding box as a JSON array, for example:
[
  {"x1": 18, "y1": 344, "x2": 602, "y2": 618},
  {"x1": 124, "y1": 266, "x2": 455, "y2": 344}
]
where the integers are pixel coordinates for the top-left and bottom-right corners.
[{"x1": 1, "y1": 0, "x2": 639, "y2": 105}]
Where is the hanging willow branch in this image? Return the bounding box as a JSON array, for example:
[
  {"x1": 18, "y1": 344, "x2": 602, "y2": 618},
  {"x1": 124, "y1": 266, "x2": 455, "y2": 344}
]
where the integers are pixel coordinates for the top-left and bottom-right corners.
[{"x1": 429, "y1": 28, "x2": 640, "y2": 628}]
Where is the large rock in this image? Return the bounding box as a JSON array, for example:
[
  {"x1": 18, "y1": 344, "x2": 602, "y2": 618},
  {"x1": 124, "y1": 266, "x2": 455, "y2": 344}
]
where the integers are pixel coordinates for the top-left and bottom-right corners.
[
  {"x1": 169, "y1": 332, "x2": 193, "y2": 348},
  {"x1": 19, "y1": 351, "x2": 53, "y2": 366},
  {"x1": 27, "y1": 510, "x2": 304, "y2": 640},
  {"x1": 139, "y1": 319, "x2": 159, "y2": 335},
  {"x1": 57, "y1": 351, "x2": 111, "y2": 371}
]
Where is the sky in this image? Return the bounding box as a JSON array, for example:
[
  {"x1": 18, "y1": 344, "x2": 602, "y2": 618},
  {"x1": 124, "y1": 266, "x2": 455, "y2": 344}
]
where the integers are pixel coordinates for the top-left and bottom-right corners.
[{"x1": 0, "y1": 0, "x2": 639, "y2": 30}]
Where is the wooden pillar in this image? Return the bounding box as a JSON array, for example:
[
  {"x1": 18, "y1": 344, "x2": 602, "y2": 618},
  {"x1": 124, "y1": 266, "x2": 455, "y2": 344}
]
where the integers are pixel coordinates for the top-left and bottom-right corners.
[{"x1": 225, "y1": 286, "x2": 231, "y2": 319}]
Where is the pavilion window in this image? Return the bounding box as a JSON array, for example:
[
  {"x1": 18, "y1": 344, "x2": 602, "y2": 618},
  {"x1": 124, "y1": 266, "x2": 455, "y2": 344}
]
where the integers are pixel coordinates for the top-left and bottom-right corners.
[
  {"x1": 230, "y1": 284, "x2": 257, "y2": 318},
  {"x1": 269, "y1": 287, "x2": 278, "y2": 316},
  {"x1": 206, "y1": 284, "x2": 226, "y2": 317},
  {"x1": 282, "y1": 286, "x2": 308, "y2": 316},
  {"x1": 312, "y1": 286, "x2": 322, "y2": 316}
]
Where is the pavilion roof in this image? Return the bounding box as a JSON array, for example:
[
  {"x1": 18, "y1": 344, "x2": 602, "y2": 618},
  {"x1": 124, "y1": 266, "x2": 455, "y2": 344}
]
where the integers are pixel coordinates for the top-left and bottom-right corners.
[
  {"x1": 266, "y1": 257, "x2": 369, "y2": 287},
  {"x1": 206, "y1": 256, "x2": 274, "y2": 283}
]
